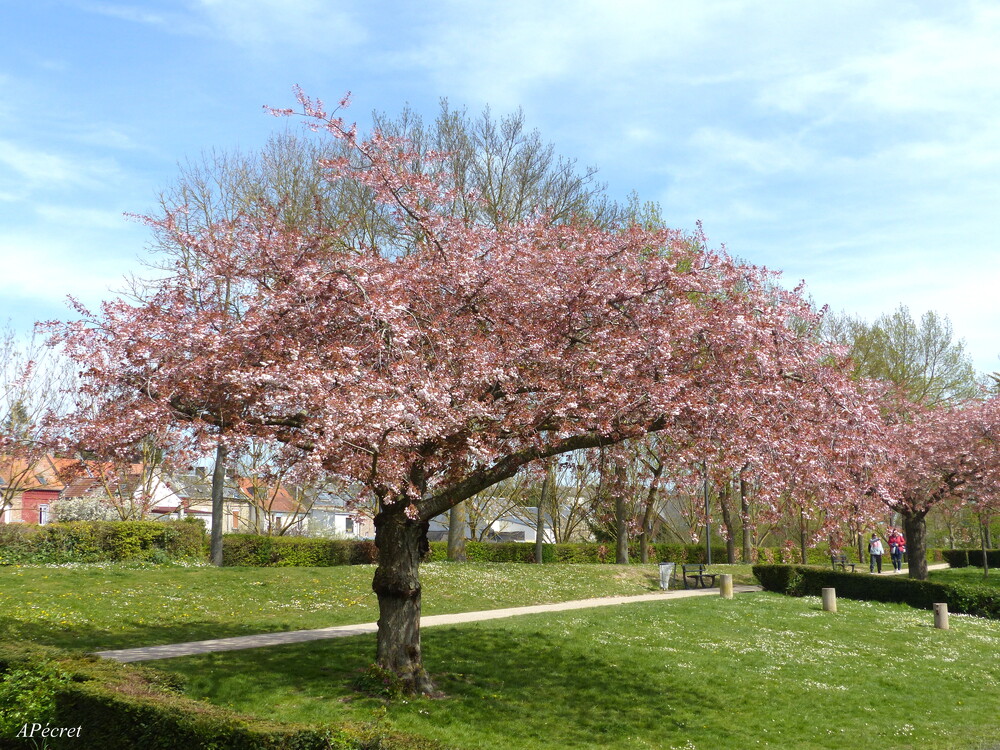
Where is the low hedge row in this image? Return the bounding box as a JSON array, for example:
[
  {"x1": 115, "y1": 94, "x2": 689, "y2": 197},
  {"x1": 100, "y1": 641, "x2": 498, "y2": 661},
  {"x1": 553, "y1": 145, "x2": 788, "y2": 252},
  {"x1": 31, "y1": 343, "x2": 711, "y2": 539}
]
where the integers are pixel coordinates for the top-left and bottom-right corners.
[
  {"x1": 222, "y1": 534, "x2": 378, "y2": 567},
  {"x1": 424, "y1": 541, "x2": 712, "y2": 564},
  {"x1": 940, "y1": 549, "x2": 1000, "y2": 569},
  {"x1": 220, "y1": 535, "x2": 945, "y2": 568},
  {"x1": 0, "y1": 641, "x2": 440, "y2": 750},
  {"x1": 0, "y1": 520, "x2": 206, "y2": 565},
  {"x1": 752, "y1": 564, "x2": 1000, "y2": 620}
]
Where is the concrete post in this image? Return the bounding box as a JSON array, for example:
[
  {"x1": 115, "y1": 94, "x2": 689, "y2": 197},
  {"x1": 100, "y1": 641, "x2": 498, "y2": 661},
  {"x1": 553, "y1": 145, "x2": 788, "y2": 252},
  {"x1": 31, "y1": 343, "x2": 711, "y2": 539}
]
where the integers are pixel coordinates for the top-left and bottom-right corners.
[
  {"x1": 934, "y1": 603, "x2": 949, "y2": 630},
  {"x1": 822, "y1": 587, "x2": 837, "y2": 613},
  {"x1": 720, "y1": 574, "x2": 733, "y2": 599}
]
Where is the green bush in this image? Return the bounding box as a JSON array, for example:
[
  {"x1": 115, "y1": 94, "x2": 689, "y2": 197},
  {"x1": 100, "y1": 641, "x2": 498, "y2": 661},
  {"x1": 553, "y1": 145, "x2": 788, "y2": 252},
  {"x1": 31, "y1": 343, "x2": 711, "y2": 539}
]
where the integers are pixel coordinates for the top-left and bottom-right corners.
[
  {"x1": 424, "y1": 540, "x2": 709, "y2": 564},
  {"x1": 0, "y1": 521, "x2": 205, "y2": 565},
  {"x1": 0, "y1": 642, "x2": 440, "y2": 749},
  {"x1": 222, "y1": 535, "x2": 379, "y2": 567},
  {"x1": 937, "y1": 549, "x2": 1000, "y2": 569},
  {"x1": 942, "y1": 549, "x2": 970, "y2": 568},
  {"x1": 966, "y1": 549, "x2": 1000, "y2": 568},
  {"x1": 752, "y1": 564, "x2": 1000, "y2": 620},
  {"x1": 219, "y1": 535, "x2": 948, "y2": 569}
]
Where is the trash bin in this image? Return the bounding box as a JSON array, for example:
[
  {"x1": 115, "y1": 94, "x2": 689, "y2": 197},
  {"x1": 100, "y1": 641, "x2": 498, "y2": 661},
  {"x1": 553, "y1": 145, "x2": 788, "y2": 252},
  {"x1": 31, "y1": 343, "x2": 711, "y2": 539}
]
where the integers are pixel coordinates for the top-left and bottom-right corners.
[{"x1": 658, "y1": 562, "x2": 675, "y2": 590}]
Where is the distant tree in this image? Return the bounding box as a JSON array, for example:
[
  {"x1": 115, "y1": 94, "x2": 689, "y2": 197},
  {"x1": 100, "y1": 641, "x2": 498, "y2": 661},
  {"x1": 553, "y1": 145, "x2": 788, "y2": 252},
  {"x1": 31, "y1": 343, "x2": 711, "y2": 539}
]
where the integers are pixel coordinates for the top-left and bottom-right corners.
[
  {"x1": 880, "y1": 397, "x2": 1000, "y2": 579},
  {"x1": 828, "y1": 305, "x2": 978, "y2": 406},
  {"x1": 0, "y1": 324, "x2": 74, "y2": 519}
]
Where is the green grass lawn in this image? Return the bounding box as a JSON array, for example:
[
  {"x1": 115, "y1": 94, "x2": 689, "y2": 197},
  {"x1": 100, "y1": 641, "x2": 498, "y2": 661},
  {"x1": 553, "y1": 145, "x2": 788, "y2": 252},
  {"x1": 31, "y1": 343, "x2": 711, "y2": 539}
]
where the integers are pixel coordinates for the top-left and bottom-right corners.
[
  {"x1": 154, "y1": 591, "x2": 1000, "y2": 750},
  {"x1": 0, "y1": 562, "x2": 754, "y2": 651}
]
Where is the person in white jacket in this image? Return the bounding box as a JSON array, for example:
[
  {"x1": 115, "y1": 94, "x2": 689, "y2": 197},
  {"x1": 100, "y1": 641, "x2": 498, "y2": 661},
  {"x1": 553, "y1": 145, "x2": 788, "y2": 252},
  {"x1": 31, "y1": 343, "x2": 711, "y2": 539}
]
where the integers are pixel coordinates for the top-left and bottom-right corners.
[{"x1": 868, "y1": 534, "x2": 885, "y2": 573}]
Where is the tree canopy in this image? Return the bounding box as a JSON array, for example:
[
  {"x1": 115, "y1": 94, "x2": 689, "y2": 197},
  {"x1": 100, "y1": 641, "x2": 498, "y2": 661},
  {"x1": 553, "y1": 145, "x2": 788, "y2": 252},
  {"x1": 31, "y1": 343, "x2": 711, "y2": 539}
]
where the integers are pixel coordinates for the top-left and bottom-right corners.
[{"x1": 49, "y1": 89, "x2": 926, "y2": 693}]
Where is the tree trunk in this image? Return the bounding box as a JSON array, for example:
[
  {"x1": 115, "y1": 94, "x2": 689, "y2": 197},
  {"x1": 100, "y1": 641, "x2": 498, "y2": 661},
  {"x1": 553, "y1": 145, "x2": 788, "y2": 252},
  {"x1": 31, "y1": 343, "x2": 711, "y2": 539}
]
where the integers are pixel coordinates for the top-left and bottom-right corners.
[
  {"x1": 740, "y1": 475, "x2": 752, "y2": 563},
  {"x1": 638, "y1": 464, "x2": 662, "y2": 564},
  {"x1": 210, "y1": 442, "x2": 228, "y2": 567},
  {"x1": 799, "y1": 509, "x2": 808, "y2": 565},
  {"x1": 614, "y1": 461, "x2": 629, "y2": 565},
  {"x1": 372, "y1": 503, "x2": 436, "y2": 695},
  {"x1": 719, "y1": 480, "x2": 737, "y2": 564},
  {"x1": 981, "y1": 517, "x2": 990, "y2": 579},
  {"x1": 903, "y1": 511, "x2": 929, "y2": 580},
  {"x1": 447, "y1": 501, "x2": 467, "y2": 562},
  {"x1": 535, "y1": 462, "x2": 551, "y2": 564}
]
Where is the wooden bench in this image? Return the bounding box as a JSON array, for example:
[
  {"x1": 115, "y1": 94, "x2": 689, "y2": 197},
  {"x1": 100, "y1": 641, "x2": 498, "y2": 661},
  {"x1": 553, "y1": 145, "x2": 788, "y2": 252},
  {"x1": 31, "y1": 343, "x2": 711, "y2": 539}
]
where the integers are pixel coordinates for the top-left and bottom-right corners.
[
  {"x1": 830, "y1": 554, "x2": 856, "y2": 572},
  {"x1": 682, "y1": 564, "x2": 718, "y2": 589}
]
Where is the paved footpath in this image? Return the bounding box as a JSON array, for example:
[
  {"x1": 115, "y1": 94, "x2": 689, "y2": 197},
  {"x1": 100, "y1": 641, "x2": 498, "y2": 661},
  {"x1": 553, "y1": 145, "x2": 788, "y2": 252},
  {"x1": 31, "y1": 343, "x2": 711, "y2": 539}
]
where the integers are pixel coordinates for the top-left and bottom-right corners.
[
  {"x1": 95, "y1": 563, "x2": 951, "y2": 663},
  {"x1": 95, "y1": 584, "x2": 761, "y2": 663}
]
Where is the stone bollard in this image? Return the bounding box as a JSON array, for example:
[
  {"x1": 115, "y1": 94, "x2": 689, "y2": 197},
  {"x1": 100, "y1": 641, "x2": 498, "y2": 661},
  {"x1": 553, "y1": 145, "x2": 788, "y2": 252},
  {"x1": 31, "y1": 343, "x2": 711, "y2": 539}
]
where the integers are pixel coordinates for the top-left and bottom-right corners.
[
  {"x1": 822, "y1": 587, "x2": 837, "y2": 613},
  {"x1": 720, "y1": 574, "x2": 733, "y2": 599},
  {"x1": 934, "y1": 603, "x2": 950, "y2": 630}
]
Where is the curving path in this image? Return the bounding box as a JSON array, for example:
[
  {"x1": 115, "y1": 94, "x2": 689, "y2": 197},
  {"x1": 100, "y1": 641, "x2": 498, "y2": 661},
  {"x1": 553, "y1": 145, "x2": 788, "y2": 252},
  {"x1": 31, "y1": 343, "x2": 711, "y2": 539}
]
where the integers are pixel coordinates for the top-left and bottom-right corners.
[
  {"x1": 95, "y1": 584, "x2": 761, "y2": 663},
  {"x1": 95, "y1": 562, "x2": 952, "y2": 664}
]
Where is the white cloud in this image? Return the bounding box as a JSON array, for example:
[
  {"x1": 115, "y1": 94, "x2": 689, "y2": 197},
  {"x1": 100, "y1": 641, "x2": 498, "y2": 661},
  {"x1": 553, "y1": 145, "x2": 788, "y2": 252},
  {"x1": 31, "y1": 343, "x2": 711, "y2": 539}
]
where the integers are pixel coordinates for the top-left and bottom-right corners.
[
  {"x1": 34, "y1": 206, "x2": 130, "y2": 230},
  {"x1": 0, "y1": 231, "x2": 131, "y2": 310},
  {"x1": 0, "y1": 140, "x2": 125, "y2": 200},
  {"x1": 390, "y1": 1, "x2": 732, "y2": 109},
  {"x1": 81, "y1": 3, "x2": 173, "y2": 26},
  {"x1": 194, "y1": 0, "x2": 367, "y2": 50},
  {"x1": 688, "y1": 128, "x2": 819, "y2": 175},
  {"x1": 760, "y1": 4, "x2": 1000, "y2": 119}
]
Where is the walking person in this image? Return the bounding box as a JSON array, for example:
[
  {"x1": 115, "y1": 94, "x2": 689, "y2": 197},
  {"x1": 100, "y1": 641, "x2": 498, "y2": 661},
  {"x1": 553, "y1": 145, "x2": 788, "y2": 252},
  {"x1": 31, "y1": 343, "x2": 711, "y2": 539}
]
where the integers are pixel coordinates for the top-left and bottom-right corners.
[
  {"x1": 887, "y1": 528, "x2": 906, "y2": 572},
  {"x1": 869, "y1": 533, "x2": 885, "y2": 573}
]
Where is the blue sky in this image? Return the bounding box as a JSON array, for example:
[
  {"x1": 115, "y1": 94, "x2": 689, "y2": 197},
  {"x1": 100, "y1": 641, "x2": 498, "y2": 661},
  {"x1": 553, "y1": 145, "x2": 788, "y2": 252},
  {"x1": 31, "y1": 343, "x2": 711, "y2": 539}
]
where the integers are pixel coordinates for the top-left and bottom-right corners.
[{"x1": 2, "y1": 0, "x2": 998, "y2": 373}]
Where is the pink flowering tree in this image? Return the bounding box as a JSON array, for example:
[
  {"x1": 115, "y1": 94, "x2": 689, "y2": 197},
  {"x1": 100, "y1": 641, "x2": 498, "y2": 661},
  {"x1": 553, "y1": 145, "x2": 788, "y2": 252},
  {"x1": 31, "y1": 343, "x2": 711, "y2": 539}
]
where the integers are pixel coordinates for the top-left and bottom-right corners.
[
  {"x1": 52, "y1": 90, "x2": 886, "y2": 693},
  {"x1": 880, "y1": 396, "x2": 1000, "y2": 579}
]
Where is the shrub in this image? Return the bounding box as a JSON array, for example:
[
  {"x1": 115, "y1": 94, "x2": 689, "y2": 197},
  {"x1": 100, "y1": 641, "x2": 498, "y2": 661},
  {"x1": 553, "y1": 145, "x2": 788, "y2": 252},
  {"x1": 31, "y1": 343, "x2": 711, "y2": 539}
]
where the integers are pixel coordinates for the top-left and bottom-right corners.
[
  {"x1": 423, "y1": 540, "x2": 709, "y2": 564},
  {"x1": 50, "y1": 497, "x2": 120, "y2": 522},
  {"x1": 0, "y1": 642, "x2": 440, "y2": 749},
  {"x1": 0, "y1": 521, "x2": 205, "y2": 565},
  {"x1": 966, "y1": 549, "x2": 1000, "y2": 568},
  {"x1": 0, "y1": 660, "x2": 73, "y2": 737},
  {"x1": 752, "y1": 564, "x2": 1000, "y2": 620},
  {"x1": 222, "y1": 535, "x2": 380, "y2": 567},
  {"x1": 937, "y1": 549, "x2": 1000, "y2": 569},
  {"x1": 942, "y1": 549, "x2": 970, "y2": 568}
]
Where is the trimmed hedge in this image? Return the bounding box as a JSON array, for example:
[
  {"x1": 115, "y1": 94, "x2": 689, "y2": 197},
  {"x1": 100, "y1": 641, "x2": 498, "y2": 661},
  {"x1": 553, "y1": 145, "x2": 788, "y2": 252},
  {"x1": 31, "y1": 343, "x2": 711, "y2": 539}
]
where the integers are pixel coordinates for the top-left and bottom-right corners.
[
  {"x1": 424, "y1": 541, "x2": 709, "y2": 564},
  {"x1": 219, "y1": 535, "x2": 947, "y2": 568},
  {"x1": 0, "y1": 641, "x2": 440, "y2": 750},
  {"x1": 940, "y1": 549, "x2": 1000, "y2": 568},
  {"x1": 942, "y1": 549, "x2": 971, "y2": 568},
  {"x1": 752, "y1": 564, "x2": 1000, "y2": 620},
  {"x1": 223, "y1": 534, "x2": 378, "y2": 567},
  {"x1": 0, "y1": 520, "x2": 206, "y2": 565}
]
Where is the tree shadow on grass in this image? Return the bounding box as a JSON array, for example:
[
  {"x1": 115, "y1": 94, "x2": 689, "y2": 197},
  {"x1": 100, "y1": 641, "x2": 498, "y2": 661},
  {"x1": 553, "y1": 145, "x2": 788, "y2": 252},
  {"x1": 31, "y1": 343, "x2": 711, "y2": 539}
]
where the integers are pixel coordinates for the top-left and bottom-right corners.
[{"x1": 148, "y1": 618, "x2": 729, "y2": 749}]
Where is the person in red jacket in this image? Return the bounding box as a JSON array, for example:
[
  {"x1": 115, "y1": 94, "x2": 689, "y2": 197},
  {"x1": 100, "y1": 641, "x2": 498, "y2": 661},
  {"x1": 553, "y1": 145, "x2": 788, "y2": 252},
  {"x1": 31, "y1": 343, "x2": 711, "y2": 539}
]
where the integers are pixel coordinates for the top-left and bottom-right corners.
[{"x1": 887, "y1": 528, "x2": 906, "y2": 572}]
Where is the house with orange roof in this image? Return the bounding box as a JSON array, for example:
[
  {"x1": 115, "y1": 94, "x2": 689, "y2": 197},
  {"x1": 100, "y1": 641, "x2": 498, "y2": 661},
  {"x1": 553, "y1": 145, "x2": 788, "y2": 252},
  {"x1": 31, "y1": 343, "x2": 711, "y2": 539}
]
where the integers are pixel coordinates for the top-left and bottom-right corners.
[{"x1": 0, "y1": 454, "x2": 73, "y2": 524}]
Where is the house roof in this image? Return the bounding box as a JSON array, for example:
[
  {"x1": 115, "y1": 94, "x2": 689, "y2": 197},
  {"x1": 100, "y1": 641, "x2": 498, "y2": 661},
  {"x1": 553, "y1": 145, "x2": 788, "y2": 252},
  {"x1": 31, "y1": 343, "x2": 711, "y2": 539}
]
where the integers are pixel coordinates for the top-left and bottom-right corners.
[
  {"x1": 234, "y1": 477, "x2": 303, "y2": 513},
  {"x1": 161, "y1": 470, "x2": 245, "y2": 503},
  {"x1": 0, "y1": 454, "x2": 77, "y2": 492}
]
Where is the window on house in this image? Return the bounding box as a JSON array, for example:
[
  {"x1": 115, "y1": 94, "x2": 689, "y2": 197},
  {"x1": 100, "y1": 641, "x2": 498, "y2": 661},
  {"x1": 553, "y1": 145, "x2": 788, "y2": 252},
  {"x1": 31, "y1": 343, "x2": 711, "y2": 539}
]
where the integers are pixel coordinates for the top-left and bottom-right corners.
[
  {"x1": 39, "y1": 504, "x2": 49, "y2": 525},
  {"x1": 345, "y1": 517, "x2": 354, "y2": 534},
  {"x1": 231, "y1": 511, "x2": 240, "y2": 530}
]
